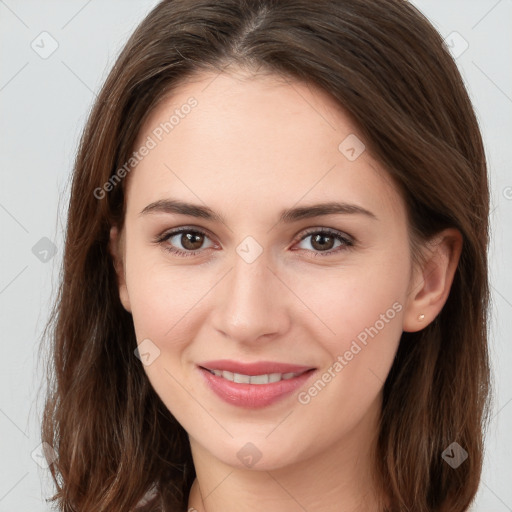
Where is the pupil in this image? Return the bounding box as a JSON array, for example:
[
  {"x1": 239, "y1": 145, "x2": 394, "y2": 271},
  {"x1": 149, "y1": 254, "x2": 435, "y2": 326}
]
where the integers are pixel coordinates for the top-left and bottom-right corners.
[
  {"x1": 182, "y1": 232, "x2": 203, "y2": 250},
  {"x1": 312, "y1": 234, "x2": 333, "y2": 251}
]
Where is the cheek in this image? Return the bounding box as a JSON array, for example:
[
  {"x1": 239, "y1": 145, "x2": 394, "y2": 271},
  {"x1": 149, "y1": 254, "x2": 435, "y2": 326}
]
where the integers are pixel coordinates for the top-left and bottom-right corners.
[
  {"x1": 296, "y1": 256, "x2": 408, "y2": 353},
  {"x1": 123, "y1": 251, "x2": 208, "y2": 422},
  {"x1": 290, "y1": 255, "x2": 407, "y2": 412},
  {"x1": 124, "y1": 243, "x2": 208, "y2": 343}
]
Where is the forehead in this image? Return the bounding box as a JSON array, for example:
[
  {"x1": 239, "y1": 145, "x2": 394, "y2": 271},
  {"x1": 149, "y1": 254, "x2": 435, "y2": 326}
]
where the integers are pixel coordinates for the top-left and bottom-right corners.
[{"x1": 126, "y1": 70, "x2": 405, "y2": 225}]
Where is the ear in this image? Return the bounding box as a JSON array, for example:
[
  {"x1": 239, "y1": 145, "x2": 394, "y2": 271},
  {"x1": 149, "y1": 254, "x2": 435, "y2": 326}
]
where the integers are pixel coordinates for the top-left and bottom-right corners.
[
  {"x1": 109, "y1": 226, "x2": 131, "y2": 313},
  {"x1": 403, "y1": 228, "x2": 462, "y2": 332}
]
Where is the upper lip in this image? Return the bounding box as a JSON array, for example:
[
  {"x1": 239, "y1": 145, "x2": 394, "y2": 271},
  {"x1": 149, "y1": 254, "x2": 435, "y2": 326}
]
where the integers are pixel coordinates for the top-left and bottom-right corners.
[{"x1": 199, "y1": 359, "x2": 316, "y2": 376}]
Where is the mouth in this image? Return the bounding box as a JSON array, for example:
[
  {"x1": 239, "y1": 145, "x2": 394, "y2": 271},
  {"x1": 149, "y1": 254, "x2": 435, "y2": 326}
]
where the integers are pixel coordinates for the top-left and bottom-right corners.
[{"x1": 197, "y1": 360, "x2": 317, "y2": 408}]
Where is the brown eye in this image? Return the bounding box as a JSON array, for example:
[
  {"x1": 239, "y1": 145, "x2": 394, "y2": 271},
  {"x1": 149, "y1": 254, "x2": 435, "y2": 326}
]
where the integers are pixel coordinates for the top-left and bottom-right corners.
[
  {"x1": 310, "y1": 233, "x2": 336, "y2": 251},
  {"x1": 180, "y1": 232, "x2": 205, "y2": 250},
  {"x1": 159, "y1": 228, "x2": 215, "y2": 256},
  {"x1": 295, "y1": 228, "x2": 353, "y2": 256}
]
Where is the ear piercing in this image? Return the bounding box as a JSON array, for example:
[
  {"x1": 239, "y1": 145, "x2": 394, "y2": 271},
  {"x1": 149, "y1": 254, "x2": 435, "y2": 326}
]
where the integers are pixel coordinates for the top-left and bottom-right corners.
[{"x1": 418, "y1": 313, "x2": 425, "y2": 321}]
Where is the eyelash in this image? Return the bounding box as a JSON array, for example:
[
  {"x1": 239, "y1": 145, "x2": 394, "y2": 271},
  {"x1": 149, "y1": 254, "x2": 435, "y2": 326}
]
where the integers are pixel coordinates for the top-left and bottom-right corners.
[{"x1": 155, "y1": 226, "x2": 355, "y2": 258}]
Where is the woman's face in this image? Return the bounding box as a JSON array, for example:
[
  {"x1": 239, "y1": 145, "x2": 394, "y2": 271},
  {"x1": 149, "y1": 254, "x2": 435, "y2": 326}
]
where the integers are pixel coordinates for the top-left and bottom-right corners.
[{"x1": 113, "y1": 69, "x2": 419, "y2": 471}]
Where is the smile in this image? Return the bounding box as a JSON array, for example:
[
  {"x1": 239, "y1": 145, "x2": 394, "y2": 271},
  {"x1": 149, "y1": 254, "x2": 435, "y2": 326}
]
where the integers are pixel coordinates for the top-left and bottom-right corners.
[
  {"x1": 204, "y1": 369, "x2": 306, "y2": 384},
  {"x1": 197, "y1": 361, "x2": 317, "y2": 408}
]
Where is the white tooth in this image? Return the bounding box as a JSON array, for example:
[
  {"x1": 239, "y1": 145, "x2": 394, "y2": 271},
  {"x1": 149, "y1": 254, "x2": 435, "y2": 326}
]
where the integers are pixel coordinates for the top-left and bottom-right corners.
[
  {"x1": 215, "y1": 371, "x2": 299, "y2": 384},
  {"x1": 249, "y1": 374, "x2": 269, "y2": 385},
  {"x1": 222, "y1": 371, "x2": 234, "y2": 382},
  {"x1": 233, "y1": 372, "x2": 251, "y2": 384}
]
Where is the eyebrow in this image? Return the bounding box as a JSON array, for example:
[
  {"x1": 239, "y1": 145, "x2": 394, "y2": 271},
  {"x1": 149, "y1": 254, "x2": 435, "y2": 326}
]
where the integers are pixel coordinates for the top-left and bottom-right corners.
[{"x1": 139, "y1": 199, "x2": 377, "y2": 223}]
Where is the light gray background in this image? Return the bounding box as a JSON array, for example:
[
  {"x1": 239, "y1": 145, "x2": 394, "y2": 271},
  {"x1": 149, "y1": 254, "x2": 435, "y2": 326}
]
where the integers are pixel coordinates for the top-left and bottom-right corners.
[{"x1": 0, "y1": 1, "x2": 510, "y2": 510}]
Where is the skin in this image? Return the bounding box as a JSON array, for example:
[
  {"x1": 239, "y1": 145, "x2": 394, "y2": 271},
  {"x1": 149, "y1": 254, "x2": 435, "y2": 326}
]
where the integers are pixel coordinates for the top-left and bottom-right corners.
[{"x1": 110, "y1": 68, "x2": 462, "y2": 512}]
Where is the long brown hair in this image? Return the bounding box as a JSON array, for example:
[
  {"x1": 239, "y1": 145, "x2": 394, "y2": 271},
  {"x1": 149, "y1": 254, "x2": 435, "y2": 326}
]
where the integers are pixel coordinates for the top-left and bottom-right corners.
[{"x1": 41, "y1": 0, "x2": 491, "y2": 510}]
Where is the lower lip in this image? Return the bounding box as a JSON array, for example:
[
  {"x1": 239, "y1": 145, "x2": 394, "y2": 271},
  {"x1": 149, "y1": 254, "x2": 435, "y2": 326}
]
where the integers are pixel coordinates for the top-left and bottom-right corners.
[{"x1": 198, "y1": 367, "x2": 316, "y2": 408}]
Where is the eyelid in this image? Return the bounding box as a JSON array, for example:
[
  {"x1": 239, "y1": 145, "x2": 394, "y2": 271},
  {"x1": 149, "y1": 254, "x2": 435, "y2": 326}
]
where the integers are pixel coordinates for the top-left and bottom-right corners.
[
  {"x1": 156, "y1": 225, "x2": 214, "y2": 241},
  {"x1": 293, "y1": 226, "x2": 354, "y2": 245}
]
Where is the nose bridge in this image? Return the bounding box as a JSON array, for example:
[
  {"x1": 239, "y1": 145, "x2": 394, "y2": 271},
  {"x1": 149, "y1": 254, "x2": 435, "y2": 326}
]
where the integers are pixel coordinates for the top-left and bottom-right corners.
[{"x1": 213, "y1": 241, "x2": 289, "y2": 342}]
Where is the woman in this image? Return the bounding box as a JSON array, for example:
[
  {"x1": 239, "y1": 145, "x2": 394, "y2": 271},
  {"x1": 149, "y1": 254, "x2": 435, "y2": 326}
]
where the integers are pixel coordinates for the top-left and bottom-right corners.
[{"x1": 41, "y1": 0, "x2": 491, "y2": 510}]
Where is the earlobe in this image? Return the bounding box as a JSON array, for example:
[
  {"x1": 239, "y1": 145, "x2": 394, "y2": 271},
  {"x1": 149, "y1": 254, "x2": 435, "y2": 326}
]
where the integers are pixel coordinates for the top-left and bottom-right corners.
[
  {"x1": 109, "y1": 226, "x2": 132, "y2": 313},
  {"x1": 403, "y1": 229, "x2": 462, "y2": 332}
]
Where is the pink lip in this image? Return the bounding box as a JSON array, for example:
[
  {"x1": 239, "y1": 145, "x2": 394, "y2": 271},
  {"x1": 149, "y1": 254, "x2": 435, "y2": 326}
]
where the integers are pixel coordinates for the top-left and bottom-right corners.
[{"x1": 197, "y1": 360, "x2": 317, "y2": 409}]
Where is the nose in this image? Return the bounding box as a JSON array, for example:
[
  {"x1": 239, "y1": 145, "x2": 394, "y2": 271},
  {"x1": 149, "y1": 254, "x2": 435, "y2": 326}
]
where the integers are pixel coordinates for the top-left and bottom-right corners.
[{"x1": 211, "y1": 249, "x2": 292, "y2": 345}]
